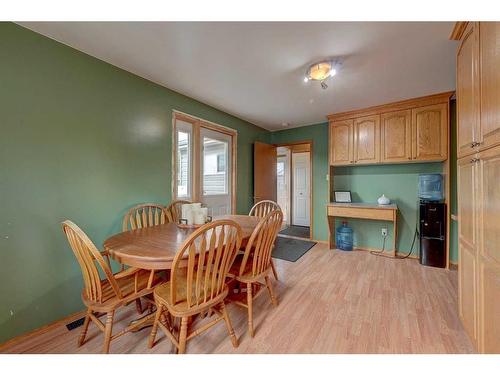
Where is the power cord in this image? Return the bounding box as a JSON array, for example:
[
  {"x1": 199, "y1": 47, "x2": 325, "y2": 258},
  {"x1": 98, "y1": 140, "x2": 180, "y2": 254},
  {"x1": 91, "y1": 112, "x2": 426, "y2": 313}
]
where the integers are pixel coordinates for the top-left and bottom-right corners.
[{"x1": 370, "y1": 225, "x2": 419, "y2": 260}]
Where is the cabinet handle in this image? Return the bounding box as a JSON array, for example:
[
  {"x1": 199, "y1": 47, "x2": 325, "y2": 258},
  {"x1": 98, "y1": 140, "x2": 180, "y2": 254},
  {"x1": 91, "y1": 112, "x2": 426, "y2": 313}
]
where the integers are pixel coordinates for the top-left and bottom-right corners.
[
  {"x1": 470, "y1": 158, "x2": 480, "y2": 163},
  {"x1": 471, "y1": 142, "x2": 482, "y2": 148}
]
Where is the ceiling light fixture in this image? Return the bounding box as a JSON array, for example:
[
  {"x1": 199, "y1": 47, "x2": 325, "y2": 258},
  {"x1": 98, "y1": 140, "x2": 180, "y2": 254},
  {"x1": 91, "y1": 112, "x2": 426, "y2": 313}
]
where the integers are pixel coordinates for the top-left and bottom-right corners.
[{"x1": 304, "y1": 60, "x2": 339, "y2": 89}]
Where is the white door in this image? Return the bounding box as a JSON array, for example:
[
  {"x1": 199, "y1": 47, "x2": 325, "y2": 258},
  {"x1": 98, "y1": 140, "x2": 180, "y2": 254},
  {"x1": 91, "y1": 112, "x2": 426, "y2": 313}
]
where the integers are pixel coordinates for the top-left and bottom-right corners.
[
  {"x1": 277, "y1": 153, "x2": 290, "y2": 224},
  {"x1": 200, "y1": 127, "x2": 232, "y2": 216},
  {"x1": 292, "y1": 152, "x2": 310, "y2": 226}
]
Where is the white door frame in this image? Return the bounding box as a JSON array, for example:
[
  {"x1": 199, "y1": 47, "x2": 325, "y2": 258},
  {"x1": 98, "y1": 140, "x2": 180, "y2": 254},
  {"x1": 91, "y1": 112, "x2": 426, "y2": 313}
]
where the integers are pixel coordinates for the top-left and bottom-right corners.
[
  {"x1": 274, "y1": 141, "x2": 313, "y2": 240},
  {"x1": 277, "y1": 149, "x2": 291, "y2": 224}
]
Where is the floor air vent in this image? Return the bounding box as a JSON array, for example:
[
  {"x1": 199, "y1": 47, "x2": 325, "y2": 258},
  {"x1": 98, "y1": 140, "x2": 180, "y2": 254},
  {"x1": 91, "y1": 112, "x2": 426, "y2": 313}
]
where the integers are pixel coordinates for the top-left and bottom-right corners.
[{"x1": 66, "y1": 317, "x2": 85, "y2": 331}]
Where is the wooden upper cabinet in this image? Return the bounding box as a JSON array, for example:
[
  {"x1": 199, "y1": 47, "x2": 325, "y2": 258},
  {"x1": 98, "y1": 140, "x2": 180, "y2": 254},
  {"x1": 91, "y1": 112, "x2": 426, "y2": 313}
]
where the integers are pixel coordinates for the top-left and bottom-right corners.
[
  {"x1": 327, "y1": 92, "x2": 450, "y2": 166},
  {"x1": 329, "y1": 120, "x2": 353, "y2": 165},
  {"x1": 411, "y1": 103, "x2": 448, "y2": 161},
  {"x1": 457, "y1": 22, "x2": 480, "y2": 158},
  {"x1": 381, "y1": 110, "x2": 412, "y2": 162},
  {"x1": 479, "y1": 22, "x2": 500, "y2": 151},
  {"x1": 353, "y1": 115, "x2": 380, "y2": 164}
]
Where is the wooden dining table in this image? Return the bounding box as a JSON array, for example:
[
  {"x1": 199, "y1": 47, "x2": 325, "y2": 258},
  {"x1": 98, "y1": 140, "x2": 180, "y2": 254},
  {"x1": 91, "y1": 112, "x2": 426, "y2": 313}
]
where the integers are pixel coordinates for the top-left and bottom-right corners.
[
  {"x1": 104, "y1": 214, "x2": 261, "y2": 270},
  {"x1": 103, "y1": 214, "x2": 261, "y2": 332}
]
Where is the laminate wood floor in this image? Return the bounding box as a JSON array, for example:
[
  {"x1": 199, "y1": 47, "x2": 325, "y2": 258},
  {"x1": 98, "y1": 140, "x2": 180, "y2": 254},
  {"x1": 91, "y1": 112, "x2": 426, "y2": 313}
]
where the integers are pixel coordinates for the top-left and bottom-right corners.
[{"x1": 2, "y1": 244, "x2": 475, "y2": 354}]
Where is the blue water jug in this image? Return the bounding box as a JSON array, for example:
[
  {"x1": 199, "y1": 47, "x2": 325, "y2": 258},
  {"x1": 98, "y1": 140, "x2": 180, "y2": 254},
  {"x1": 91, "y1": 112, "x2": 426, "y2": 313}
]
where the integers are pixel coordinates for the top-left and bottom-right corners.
[
  {"x1": 336, "y1": 221, "x2": 353, "y2": 251},
  {"x1": 419, "y1": 173, "x2": 443, "y2": 201}
]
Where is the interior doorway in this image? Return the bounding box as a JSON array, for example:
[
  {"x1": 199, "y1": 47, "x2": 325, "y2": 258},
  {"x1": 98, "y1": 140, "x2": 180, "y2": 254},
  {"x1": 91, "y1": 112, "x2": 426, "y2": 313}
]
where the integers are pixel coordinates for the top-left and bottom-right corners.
[{"x1": 276, "y1": 142, "x2": 312, "y2": 240}]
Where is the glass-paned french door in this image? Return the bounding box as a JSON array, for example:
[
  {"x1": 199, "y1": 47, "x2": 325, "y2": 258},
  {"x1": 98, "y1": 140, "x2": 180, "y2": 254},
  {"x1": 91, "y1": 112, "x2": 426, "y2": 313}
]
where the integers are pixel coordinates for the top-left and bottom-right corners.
[
  {"x1": 200, "y1": 127, "x2": 232, "y2": 216},
  {"x1": 173, "y1": 112, "x2": 235, "y2": 216}
]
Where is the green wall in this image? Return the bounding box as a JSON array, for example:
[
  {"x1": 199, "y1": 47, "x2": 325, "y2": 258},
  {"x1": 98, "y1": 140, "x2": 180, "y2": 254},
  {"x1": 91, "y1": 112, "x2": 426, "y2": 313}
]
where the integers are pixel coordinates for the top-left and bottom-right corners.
[
  {"x1": 0, "y1": 23, "x2": 268, "y2": 343},
  {"x1": 270, "y1": 123, "x2": 330, "y2": 241}
]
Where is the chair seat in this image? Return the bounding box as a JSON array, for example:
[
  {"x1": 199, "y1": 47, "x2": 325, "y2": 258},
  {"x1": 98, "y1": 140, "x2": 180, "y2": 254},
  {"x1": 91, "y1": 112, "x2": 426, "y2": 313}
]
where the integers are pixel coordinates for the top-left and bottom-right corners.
[
  {"x1": 228, "y1": 254, "x2": 270, "y2": 283},
  {"x1": 82, "y1": 269, "x2": 154, "y2": 311},
  {"x1": 154, "y1": 276, "x2": 228, "y2": 316}
]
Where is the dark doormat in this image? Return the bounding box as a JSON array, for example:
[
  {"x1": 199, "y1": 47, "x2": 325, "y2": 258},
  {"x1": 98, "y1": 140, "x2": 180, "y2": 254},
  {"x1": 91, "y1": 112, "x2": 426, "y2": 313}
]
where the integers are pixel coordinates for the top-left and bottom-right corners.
[
  {"x1": 272, "y1": 236, "x2": 316, "y2": 262},
  {"x1": 279, "y1": 225, "x2": 310, "y2": 239}
]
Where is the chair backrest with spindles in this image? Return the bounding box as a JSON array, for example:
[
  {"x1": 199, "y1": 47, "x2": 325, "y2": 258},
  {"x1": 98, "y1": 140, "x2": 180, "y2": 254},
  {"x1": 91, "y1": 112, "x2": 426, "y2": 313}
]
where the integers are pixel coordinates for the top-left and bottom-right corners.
[
  {"x1": 170, "y1": 220, "x2": 242, "y2": 310},
  {"x1": 165, "y1": 200, "x2": 192, "y2": 223},
  {"x1": 239, "y1": 210, "x2": 283, "y2": 278},
  {"x1": 122, "y1": 203, "x2": 167, "y2": 232},
  {"x1": 249, "y1": 200, "x2": 280, "y2": 218},
  {"x1": 62, "y1": 220, "x2": 122, "y2": 303}
]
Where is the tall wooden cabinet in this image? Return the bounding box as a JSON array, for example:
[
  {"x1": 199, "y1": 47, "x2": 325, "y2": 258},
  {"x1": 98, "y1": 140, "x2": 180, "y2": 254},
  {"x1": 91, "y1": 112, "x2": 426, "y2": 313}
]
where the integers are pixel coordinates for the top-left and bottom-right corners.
[{"x1": 453, "y1": 21, "x2": 500, "y2": 353}]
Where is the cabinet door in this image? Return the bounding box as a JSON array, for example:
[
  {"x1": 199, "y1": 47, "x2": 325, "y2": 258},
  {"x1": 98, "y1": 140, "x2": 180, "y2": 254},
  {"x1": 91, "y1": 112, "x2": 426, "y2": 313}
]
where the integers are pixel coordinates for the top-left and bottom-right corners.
[
  {"x1": 329, "y1": 120, "x2": 353, "y2": 166},
  {"x1": 479, "y1": 22, "x2": 500, "y2": 150},
  {"x1": 411, "y1": 103, "x2": 448, "y2": 161},
  {"x1": 459, "y1": 242, "x2": 478, "y2": 344},
  {"x1": 353, "y1": 115, "x2": 380, "y2": 164},
  {"x1": 457, "y1": 22, "x2": 480, "y2": 158},
  {"x1": 381, "y1": 110, "x2": 412, "y2": 162},
  {"x1": 476, "y1": 145, "x2": 500, "y2": 353},
  {"x1": 478, "y1": 145, "x2": 500, "y2": 265},
  {"x1": 458, "y1": 157, "x2": 478, "y2": 250},
  {"x1": 458, "y1": 156, "x2": 479, "y2": 345},
  {"x1": 478, "y1": 260, "x2": 500, "y2": 353}
]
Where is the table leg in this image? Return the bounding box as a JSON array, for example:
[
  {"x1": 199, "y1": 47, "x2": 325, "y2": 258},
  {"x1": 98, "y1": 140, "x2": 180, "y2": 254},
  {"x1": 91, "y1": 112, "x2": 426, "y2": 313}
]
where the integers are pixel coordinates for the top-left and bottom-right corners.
[
  {"x1": 129, "y1": 295, "x2": 156, "y2": 332},
  {"x1": 393, "y1": 217, "x2": 397, "y2": 257},
  {"x1": 328, "y1": 215, "x2": 335, "y2": 250}
]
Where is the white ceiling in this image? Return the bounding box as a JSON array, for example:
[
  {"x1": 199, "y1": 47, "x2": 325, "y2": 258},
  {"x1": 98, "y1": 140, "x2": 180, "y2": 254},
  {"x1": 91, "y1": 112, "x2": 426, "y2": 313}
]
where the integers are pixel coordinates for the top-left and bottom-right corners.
[{"x1": 19, "y1": 22, "x2": 458, "y2": 130}]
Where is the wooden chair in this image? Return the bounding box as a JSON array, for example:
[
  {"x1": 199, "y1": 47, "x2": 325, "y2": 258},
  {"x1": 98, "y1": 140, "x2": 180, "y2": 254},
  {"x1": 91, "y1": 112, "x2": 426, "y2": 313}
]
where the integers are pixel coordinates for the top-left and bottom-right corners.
[
  {"x1": 122, "y1": 203, "x2": 168, "y2": 232},
  {"x1": 62, "y1": 220, "x2": 159, "y2": 353},
  {"x1": 164, "y1": 199, "x2": 192, "y2": 223},
  {"x1": 148, "y1": 220, "x2": 242, "y2": 354},
  {"x1": 228, "y1": 209, "x2": 283, "y2": 337},
  {"x1": 248, "y1": 200, "x2": 281, "y2": 280},
  {"x1": 122, "y1": 203, "x2": 169, "y2": 312},
  {"x1": 249, "y1": 200, "x2": 280, "y2": 217}
]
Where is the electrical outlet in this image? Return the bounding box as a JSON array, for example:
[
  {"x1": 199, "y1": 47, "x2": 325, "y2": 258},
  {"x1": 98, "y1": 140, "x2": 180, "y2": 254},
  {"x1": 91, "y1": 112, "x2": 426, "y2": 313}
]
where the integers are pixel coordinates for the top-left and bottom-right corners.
[{"x1": 381, "y1": 228, "x2": 388, "y2": 237}]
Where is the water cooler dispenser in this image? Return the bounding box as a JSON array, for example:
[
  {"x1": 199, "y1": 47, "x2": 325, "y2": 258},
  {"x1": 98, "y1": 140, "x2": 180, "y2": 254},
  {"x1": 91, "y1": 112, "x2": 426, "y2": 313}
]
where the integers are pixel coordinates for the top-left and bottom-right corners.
[{"x1": 418, "y1": 174, "x2": 446, "y2": 268}]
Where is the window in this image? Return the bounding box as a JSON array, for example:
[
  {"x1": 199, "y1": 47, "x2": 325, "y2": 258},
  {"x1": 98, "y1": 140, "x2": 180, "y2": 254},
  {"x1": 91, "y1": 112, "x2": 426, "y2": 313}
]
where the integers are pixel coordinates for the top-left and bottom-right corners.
[
  {"x1": 203, "y1": 137, "x2": 228, "y2": 195},
  {"x1": 175, "y1": 121, "x2": 192, "y2": 199},
  {"x1": 217, "y1": 154, "x2": 226, "y2": 173}
]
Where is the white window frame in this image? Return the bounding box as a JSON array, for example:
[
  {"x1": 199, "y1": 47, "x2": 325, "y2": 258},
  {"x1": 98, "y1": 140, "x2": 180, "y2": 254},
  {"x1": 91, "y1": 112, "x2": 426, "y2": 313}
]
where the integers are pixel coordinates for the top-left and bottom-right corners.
[{"x1": 174, "y1": 120, "x2": 193, "y2": 200}]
